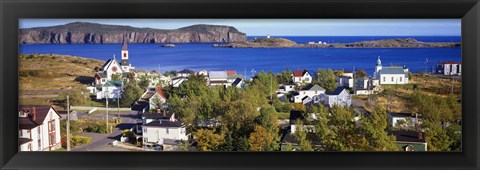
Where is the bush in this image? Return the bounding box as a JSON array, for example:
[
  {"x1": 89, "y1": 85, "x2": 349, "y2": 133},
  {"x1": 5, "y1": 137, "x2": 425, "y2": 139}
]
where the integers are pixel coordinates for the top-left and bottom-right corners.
[{"x1": 71, "y1": 136, "x2": 91, "y2": 147}]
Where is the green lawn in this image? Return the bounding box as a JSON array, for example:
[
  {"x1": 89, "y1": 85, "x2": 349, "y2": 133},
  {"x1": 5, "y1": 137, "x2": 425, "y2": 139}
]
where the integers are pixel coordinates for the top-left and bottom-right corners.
[{"x1": 19, "y1": 98, "x2": 55, "y2": 105}]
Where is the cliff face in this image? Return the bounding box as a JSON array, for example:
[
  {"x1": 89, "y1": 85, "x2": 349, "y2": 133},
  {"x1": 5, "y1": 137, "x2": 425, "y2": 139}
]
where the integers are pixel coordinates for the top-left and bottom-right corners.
[{"x1": 19, "y1": 22, "x2": 247, "y2": 44}]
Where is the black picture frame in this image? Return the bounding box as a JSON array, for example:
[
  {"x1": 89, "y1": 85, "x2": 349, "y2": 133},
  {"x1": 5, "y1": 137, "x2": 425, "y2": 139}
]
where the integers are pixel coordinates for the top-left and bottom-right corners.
[{"x1": 1, "y1": 0, "x2": 479, "y2": 169}]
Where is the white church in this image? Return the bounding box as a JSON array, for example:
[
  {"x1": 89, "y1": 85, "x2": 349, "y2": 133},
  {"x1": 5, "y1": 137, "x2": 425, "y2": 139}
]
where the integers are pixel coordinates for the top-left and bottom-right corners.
[
  {"x1": 88, "y1": 36, "x2": 136, "y2": 99},
  {"x1": 94, "y1": 36, "x2": 136, "y2": 85},
  {"x1": 374, "y1": 56, "x2": 409, "y2": 85}
]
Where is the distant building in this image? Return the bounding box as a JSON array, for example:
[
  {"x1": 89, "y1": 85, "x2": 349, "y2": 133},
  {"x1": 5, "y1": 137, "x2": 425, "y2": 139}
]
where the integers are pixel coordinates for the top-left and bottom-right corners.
[
  {"x1": 171, "y1": 76, "x2": 188, "y2": 88},
  {"x1": 388, "y1": 130, "x2": 427, "y2": 151},
  {"x1": 94, "y1": 36, "x2": 135, "y2": 85},
  {"x1": 319, "y1": 87, "x2": 351, "y2": 107},
  {"x1": 18, "y1": 105, "x2": 62, "y2": 151},
  {"x1": 231, "y1": 78, "x2": 245, "y2": 88},
  {"x1": 292, "y1": 69, "x2": 312, "y2": 84},
  {"x1": 388, "y1": 112, "x2": 421, "y2": 128},
  {"x1": 141, "y1": 110, "x2": 188, "y2": 148},
  {"x1": 141, "y1": 87, "x2": 167, "y2": 111},
  {"x1": 336, "y1": 71, "x2": 354, "y2": 88},
  {"x1": 177, "y1": 69, "x2": 195, "y2": 77},
  {"x1": 96, "y1": 80, "x2": 123, "y2": 100},
  {"x1": 293, "y1": 84, "x2": 325, "y2": 103},
  {"x1": 208, "y1": 71, "x2": 230, "y2": 87},
  {"x1": 374, "y1": 56, "x2": 409, "y2": 85},
  {"x1": 436, "y1": 61, "x2": 461, "y2": 75}
]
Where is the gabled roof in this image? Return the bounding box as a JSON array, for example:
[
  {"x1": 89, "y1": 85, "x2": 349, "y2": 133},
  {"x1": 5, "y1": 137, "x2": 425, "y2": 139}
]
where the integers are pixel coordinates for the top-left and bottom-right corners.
[
  {"x1": 143, "y1": 120, "x2": 183, "y2": 128},
  {"x1": 328, "y1": 87, "x2": 348, "y2": 95},
  {"x1": 101, "y1": 59, "x2": 113, "y2": 70},
  {"x1": 142, "y1": 111, "x2": 174, "y2": 120},
  {"x1": 379, "y1": 67, "x2": 406, "y2": 75},
  {"x1": 209, "y1": 71, "x2": 228, "y2": 79},
  {"x1": 172, "y1": 76, "x2": 188, "y2": 80},
  {"x1": 155, "y1": 87, "x2": 166, "y2": 99},
  {"x1": 19, "y1": 105, "x2": 61, "y2": 129},
  {"x1": 96, "y1": 72, "x2": 107, "y2": 78},
  {"x1": 178, "y1": 69, "x2": 194, "y2": 74},
  {"x1": 303, "y1": 84, "x2": 325, "y2": 91},
  {"x1": 102, "y1": 80, "x2": 123, "y2": 87},
  {"x1": 232, "y1": 78, "x2": 243, "y2": 86},
  {"x1": 388, "y1": 130, "x2": 426, "y2": 143},
  {"x1": 293, "y1": 70, "x2": 309, "y2": 77},
  {"x1": 226, "y1": 70, "x2": 236, "y2": 75}
]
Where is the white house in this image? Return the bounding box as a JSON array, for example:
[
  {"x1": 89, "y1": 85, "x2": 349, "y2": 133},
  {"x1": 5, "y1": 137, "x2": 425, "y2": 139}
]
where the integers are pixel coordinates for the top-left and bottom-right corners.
[
  {"x1": 18, "y1": 105, "x2": 62, "y2": 151},
  {"x1": 171, "y1": 77, "x2": 188, "y2": 88},
  {"x1": 96, "y1": 80, "x2": 123, "y2": 100},
  {"x1": 388, "y1": 112, "x2": 421, "y2": 128},
  {"x1": 208, "y1": 71, "x2": 230, "y2": 87},
  {"x1": 336, "y1": 72, "x2": 354, "y2": 88},
  {"x1": 140, "y1": 87, "x2": 167, "y2": 111},
  {"x1": 436, "y1": 61, "x2": 461, "y2": 76},
  {"x1": 141, "y1": 111, "x2": 188, "y2": 148},
  {"x1": 196, "y1": 70, "x2": 208, "y2": 76},
  {"x1": 176, "y1": 69, "x2": 194, "y2": 77},
  {"x1": 319, "y1": 87, "x2": 352, "y2": 108},
  {"x1": 293, "y1": 84, "x2": 326, "y2": 103},
  {"x1": 292, "y1": 70, "x2": 312, "y2": 84},
  {"x1": 374, "y1": 56, "x2": 409, "y2": 85},
  {"x1": 231, "y1": 78, "x2": 245, "y2": 88}
]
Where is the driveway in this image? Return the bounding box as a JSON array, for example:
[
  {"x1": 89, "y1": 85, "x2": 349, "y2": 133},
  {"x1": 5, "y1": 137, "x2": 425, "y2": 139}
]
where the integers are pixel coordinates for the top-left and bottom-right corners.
[{"x1": 72, "y1": 111, "x2": 140, "y2": 151}]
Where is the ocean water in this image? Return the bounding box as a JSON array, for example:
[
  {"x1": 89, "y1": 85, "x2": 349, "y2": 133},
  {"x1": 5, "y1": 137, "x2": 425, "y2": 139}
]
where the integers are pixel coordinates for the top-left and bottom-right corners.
[{"x1": 19, "y1": 36, "x2": 461, "y2": 77}]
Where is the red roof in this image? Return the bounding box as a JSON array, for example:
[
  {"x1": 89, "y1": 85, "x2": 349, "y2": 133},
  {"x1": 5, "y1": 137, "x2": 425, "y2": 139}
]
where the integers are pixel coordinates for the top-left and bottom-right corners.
[
  {"x1": 226, "y1": 70, "x2": 236, "y2": 75},
  {"x1": 156, "y1": 87, "x2": 166, "y2": 99},
  {"x1": 293, "y1": 70, "x2": 306, "y2": 77},
  {"x1": 438, "y1": 61, "x2": 461, "y2": 65}
]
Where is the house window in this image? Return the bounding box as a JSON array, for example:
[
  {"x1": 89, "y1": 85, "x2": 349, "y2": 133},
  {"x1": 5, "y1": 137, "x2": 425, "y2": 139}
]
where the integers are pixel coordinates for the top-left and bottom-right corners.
[
  {"x1": 144, "y1": 128, "x2": 148, "y2": 133},
  {"x1": 383, "y1": 77, "x2": 386, "y2": 82},
  {"x1": 38, "y1": 128, "x2": 41, "y2": 149},
  {"x1": 19, "y1": 130, "x2": 23, "y2": 137},
  {"x1": 166, "y1": 128, "x2": 169, "y2": 134},
  {"x1": 144, "y1": 137, "x2": 148, "y2": 143},
  {"x1": 391, "y1": 77, "x2": 394, "y2": 82},
  {"x1": 102, "y1": 79, "x2": 106, "y2": 82},
  {"x1": 400, "y1": 77, "x2": 402, "y2": 82},
  {"x1": 305, "y1": 78, "x2": 309, "y2": 81}
]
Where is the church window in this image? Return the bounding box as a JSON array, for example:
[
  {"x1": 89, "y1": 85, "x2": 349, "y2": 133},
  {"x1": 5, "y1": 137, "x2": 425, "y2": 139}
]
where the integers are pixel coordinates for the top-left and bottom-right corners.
[
  {"x1": 391, "y1": 77, "x2": 394, "y2": 82},
  {"x1": 400, "y1": 77, "x2": 402, "y2": 82},
  {"x1": 383, "y1": 77, "x2": 385, "y2": 82},
  {"x1": 123, "y1": 53, "x2": 127, "y2": 58}
]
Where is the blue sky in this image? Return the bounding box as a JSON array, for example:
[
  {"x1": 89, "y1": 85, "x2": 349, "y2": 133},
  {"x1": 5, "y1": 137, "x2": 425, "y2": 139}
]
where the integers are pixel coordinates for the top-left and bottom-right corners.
[{"x1": 19, "y1": 19, "x2": 461, "y2": 36}]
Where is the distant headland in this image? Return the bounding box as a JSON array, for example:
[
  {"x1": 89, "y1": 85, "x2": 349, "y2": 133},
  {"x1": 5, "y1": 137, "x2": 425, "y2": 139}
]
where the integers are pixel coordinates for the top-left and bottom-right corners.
[
  {"x1": 19, "y1": 22, "x2": 247, "y2": 44},
  {"x1": 216, "y1": 37, "x2": 461, "y2": 48}
]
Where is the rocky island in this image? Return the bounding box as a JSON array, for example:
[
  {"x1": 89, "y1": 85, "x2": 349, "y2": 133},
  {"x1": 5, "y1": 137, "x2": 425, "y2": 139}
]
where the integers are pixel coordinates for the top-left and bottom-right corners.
[
  {"x1": 19, "y1": 22, "x2": 247, "y2": 44},
  {"x1": 217, "y1": 37, "x2": 461, "y2": 48}
]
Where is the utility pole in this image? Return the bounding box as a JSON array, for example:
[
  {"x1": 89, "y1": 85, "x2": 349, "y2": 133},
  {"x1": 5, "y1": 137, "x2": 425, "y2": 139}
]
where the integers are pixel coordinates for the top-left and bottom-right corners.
[
  {"x1": 105, "y1": 90, "x2": 109, "y2": 133},
  {"x1": 352, "y1": 65, "x2": 356, "y2": 94},
  {"x1": 66, "y1": 95, "x2": 70, "y2": 151},
  {"x1": 117, "y1": 91, "x2": 120, "y2": 120}
]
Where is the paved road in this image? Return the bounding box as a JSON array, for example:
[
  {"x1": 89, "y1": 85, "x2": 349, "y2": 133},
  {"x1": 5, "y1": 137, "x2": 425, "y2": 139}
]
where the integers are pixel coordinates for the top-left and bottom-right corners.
[{"x1": 72, "y1": 111, "x2": 140, "y2": 151}]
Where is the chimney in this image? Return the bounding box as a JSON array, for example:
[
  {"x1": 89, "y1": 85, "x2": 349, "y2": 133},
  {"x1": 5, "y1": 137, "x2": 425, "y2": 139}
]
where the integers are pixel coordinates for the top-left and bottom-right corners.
[
  {"x1": 156, "y1": 109, "x2": 161, "y2": 113},
  {"x1": 31, "y1": 106, "x2": 36, "y2": 121},
  {"x1": 415, "y1": 123, "x2": 423, "y2": 140}
]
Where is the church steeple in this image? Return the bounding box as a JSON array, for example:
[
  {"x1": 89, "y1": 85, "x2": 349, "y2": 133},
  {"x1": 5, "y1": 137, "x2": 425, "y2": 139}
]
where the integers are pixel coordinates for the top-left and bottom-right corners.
[
  {"x1": 121, "y1": 35, "x2": 128, "y2": 51},
  {"x1": 377, "y1": 56, "x2": 382, "y2": 66}
]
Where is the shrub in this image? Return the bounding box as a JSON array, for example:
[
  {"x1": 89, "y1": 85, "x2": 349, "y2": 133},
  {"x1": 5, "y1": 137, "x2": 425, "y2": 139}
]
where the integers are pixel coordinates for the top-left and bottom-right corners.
[{"x1": 71, "y1": 136, "x2": 91, "y2": 147}]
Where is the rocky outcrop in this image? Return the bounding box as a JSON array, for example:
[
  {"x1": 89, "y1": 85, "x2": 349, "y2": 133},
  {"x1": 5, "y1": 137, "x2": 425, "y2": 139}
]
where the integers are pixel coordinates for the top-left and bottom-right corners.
[
  {"x1": 218, "y1": 38, "x2": 461, "y2": 48},
  {"x1": 19, "y1": 22, "x2": 247, "y2": 44}
]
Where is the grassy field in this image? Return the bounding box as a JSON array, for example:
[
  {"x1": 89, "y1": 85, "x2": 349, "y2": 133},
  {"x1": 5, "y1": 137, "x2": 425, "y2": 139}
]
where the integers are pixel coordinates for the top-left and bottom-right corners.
[
  {"x1": 19, "y1": 54, "x2": 104, "y2": 91},
  {"x1": 367, "y1": 73, "x2": 461, "y2": 113}
]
